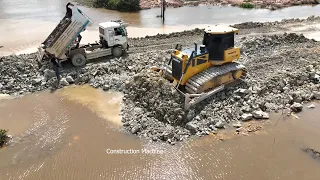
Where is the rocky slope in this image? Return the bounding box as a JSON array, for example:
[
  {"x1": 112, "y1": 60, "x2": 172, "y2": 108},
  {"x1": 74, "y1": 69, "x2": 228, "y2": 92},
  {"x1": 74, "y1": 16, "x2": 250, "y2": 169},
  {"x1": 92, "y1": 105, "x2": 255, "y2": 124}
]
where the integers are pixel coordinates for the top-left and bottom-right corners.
[{"x1": 1, "y1": 17, "x2": 320, "y2": 144}]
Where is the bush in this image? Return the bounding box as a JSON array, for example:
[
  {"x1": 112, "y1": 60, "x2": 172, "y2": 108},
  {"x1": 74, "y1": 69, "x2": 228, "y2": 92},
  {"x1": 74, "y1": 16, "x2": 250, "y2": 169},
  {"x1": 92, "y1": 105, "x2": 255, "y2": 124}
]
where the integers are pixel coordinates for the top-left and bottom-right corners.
[
  {"x1": 240, "y1": 2, "x2": 254, "y2": 9},
  {"x1": 0, "y1": 129, "x2": 9, "y2": 148},
  {"x1": 93, "y1": 0, "x2": 141, "y2": 12}
]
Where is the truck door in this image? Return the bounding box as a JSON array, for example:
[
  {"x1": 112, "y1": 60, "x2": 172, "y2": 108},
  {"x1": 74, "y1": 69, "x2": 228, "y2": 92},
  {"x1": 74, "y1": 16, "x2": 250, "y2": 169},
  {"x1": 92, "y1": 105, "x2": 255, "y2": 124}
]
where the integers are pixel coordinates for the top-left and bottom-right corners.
[
  {"x1": 114, "y1": 27, "x2": 123, "y2": 45},
  {"x1": 108, "y1": 29, "x2": 115, "y2": 46}
]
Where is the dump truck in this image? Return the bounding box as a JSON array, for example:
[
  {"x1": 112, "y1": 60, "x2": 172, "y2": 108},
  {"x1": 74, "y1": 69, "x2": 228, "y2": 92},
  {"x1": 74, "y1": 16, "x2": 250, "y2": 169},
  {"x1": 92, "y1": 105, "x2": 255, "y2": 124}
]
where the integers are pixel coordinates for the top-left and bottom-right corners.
[{"x1": 37, "y1": 2, "x2": 129, "y2": 67}]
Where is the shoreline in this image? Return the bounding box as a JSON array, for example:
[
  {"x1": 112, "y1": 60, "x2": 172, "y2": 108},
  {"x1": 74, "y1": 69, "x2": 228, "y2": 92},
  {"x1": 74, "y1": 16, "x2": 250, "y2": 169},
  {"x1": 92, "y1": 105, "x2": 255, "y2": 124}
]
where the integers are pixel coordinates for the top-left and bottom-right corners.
[
  {"x1": 1, "y1": 15, "x2": 319, "y2": 57},
  {"x1": 139, "y1": 0, "x2": 320, "y2": 11},
  {"x1": 76, "y1": 0, "x2": 320, "y2": 11}
]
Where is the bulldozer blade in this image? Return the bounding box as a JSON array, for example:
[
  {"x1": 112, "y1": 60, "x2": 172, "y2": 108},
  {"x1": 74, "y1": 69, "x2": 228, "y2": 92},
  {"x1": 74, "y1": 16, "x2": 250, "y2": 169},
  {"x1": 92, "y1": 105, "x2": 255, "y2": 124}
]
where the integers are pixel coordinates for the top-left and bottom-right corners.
[
  {"x1": 183, "y1": 78, "x2": 244, "y2": 110},
  {"x1": 184, "y1": 85, "x2": 225, "y2": 110}
]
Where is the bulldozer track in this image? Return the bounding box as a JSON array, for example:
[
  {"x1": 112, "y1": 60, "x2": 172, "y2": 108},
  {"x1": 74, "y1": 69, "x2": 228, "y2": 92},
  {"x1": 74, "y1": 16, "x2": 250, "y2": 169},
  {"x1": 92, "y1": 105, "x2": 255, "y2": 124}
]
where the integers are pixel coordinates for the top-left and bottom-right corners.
[{"x1": 185, "y1": 62, "x2": 247, "y2": 94}]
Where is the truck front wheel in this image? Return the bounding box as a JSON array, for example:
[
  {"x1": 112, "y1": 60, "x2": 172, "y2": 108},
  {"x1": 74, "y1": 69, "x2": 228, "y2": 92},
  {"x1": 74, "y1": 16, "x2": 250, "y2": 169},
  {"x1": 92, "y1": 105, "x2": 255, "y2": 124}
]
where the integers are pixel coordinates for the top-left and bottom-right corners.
[
  {"x1": 71, "y1": 53, "x2": 86, "y2": 67},
  {"x1": 112, "y1": 46, "x2": 123, "y2": 58}
]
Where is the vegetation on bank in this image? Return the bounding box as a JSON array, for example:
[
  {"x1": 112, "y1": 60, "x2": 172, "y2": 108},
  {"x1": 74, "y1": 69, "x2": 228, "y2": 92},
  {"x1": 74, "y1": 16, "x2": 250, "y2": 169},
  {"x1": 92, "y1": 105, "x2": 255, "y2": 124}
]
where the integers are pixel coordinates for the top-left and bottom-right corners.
[
  {"x1": 0, "y1": 129, "x2": 9, "y2": 148},
  {"x1": 93, "y1": 0, "x2": 141, "y2": 12},
  {"x1": 239, "y1": 2, "x2": 255, "y2": 9}
]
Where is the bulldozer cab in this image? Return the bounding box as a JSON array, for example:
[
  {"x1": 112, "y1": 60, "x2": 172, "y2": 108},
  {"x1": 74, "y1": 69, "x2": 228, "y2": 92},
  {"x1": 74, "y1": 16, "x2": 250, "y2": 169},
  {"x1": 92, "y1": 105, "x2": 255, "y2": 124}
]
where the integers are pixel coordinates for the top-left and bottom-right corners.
[{"x1": 202, "y1": 25, "x2": 239, "y2": 61}]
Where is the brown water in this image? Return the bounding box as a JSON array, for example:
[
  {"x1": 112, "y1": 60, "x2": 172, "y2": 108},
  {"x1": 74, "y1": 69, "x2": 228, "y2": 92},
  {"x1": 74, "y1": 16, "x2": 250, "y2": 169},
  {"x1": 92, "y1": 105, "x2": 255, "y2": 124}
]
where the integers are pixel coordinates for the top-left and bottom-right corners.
[
  {"x1": 0, "y1": 0, "x2": 320, "y2": 55},
  {"x1": 1, "y1": 86, "x2": 320, "y2": 180}
]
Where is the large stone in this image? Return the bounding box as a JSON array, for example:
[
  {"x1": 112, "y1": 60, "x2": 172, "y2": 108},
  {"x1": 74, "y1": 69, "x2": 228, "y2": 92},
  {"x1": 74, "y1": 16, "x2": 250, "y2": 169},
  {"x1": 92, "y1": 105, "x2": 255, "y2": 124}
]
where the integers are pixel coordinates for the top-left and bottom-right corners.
[
  {"x1": 241, "y1": 113, "x2": 253, "y2": 121},
  {"x1": 0, "y1": 83, "x2": 3, "y2": 89},
  {"x1": 66, "y1": 76, "x2": 75, "y2": 83},
  {"x1": 215, "y1": 120, "x2": 225, "y2": 129},
  {"x1": 252, "y1": 110, "x2": 270, "y2": 119},
  {"x1": 314, "y1": 91, "x2": 320, "y2": 100},
  {"x1": 131, "y1": 125, "x2": 141, "y2": 134},
  {"x1": 60, "y1": 78, "x2": 69, "y2": 86},
  {"x1": 44, "y1": 69, "x2": 56, "y2": 79},
  {"x1": 186, "y1": 122, "x2": 198, "y2": 134},
  {"x1": 103, "y1": 84, "x2": 110, "y2": 91},
  {"x1": 235, "y1": 88, "x2": 252, "y2": 95},
  {"x1": 290, "y1": 102, "x2": 303, "y2": 112},
  {"x1": 32, "y1": 78, "x2": 42, "y2": 85}
]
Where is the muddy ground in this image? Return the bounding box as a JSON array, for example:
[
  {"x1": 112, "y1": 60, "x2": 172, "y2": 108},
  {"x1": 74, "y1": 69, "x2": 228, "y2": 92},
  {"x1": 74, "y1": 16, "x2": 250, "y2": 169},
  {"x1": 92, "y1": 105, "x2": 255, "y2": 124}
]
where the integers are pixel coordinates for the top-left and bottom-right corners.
[
  {"x1": 1, "y1": 16, "x2": 320, "y2": 144},
  {"x1": 140, "y1": 0, "x2": 320, "y2": 10}
]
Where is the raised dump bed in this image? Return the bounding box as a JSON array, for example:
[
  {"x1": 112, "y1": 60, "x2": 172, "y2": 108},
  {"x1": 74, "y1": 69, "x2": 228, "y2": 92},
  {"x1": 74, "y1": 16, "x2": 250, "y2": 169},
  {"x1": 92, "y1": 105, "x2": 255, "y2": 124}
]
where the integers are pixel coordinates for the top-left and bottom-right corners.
[{"x1": 38, "y1": 3, "x2": 93, "y2": 61}]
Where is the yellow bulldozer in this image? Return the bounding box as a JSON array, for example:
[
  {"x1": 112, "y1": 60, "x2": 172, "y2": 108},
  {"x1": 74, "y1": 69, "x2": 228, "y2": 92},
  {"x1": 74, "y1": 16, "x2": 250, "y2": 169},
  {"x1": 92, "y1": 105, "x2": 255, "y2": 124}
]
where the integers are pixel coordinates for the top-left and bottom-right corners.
[{"x1": 152, "y1": 25, "x2": 247, "y2": 110}]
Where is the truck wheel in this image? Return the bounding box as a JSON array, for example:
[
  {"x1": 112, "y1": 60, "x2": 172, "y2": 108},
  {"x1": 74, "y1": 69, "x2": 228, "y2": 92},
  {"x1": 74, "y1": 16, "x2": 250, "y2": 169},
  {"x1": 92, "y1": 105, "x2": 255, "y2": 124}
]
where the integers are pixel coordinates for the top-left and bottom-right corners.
[
  {"x1": 112, "y1": 46, "x2": 123, "y2": 58},
  {"x1": 71, "y1": 54, "x2": 86, "y2": 67}
]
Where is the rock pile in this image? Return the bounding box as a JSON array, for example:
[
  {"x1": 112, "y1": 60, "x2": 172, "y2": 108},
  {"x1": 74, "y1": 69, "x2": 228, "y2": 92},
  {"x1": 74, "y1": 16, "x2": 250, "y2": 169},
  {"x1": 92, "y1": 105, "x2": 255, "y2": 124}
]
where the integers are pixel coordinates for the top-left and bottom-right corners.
[{"x1": 121, "y1": 70, "x2": 191, "y2": 144}]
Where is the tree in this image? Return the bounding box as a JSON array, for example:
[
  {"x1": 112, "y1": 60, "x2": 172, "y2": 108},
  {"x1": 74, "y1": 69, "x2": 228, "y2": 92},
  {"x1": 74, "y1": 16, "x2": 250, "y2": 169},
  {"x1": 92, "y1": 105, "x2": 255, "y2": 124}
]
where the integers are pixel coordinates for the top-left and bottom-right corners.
[{"x1": 93, "y1": 0, "x2": 141, "y2": 12}]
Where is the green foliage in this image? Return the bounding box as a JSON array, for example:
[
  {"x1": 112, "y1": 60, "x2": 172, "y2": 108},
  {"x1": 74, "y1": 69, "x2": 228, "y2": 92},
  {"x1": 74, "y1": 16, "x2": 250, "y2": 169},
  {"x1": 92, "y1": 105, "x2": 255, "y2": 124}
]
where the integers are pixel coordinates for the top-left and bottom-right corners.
[
  {"x1": 240, "y1": 2, "x2": 255, "y2": 9},
  {"x1": 93, "y1": 0, "x2": 141, "y2": 12},
  {"x1": 0, "y1": 129, "x2": 9, "y2": 148}
]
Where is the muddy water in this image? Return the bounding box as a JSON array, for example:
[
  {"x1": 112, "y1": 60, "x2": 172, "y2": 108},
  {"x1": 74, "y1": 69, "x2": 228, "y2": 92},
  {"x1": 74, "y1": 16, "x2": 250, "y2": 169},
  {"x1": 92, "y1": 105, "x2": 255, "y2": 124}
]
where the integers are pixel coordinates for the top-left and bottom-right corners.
[
  {"x1": 1, "y1": 86, "x2": 320, "y2": 179},
  {"x1": 0, "y1": 0, "x2": 320, "y2": 55}
]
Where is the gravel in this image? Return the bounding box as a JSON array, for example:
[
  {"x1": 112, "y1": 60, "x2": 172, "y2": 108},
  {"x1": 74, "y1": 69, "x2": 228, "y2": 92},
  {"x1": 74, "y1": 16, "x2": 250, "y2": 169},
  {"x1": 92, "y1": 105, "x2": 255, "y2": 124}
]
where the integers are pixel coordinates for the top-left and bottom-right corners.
[{"x1": 1, "y1": 16, "x2": 320, "y2": 144}]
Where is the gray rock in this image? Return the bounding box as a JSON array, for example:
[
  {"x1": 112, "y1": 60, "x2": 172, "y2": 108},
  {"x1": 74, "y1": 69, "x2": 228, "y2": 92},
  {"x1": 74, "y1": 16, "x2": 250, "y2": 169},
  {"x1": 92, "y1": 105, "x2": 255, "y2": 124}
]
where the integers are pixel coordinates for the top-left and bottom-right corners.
[
  {"x1": 290, "y1": 102, "x2": 303, "y2": 112},
  {"x1": 59, "y1": 78, "x2": 69, "y2": 86},
  {"x1": 44, "y1": 69, "x2": 56, "y2": 79},
  {"x1": 66, "y1": 76, "x2": 75, "y2": 83},
  {"x1": 103, "y1": 84, "x2": 110, "y2": 91},
  {"x1": 32, "y1": 78, "x2": 42, "y2": 85},
  {"x1": 235, "y1": 88, "x2": 252, "y2": 95},
  {"x1": 310, "y1": 73, "x2": 320, "y2": 83},
  {"x1": 0, "y1": 83, "x2": 3, "y2": 89},
  {"x1": 308, "y1": 104, "x2": 315, "y2": 109},
  {"x1": 209, "y1": 125, "x2": 218, "y2": 131},
  {"x1": 241, "y1": 113, "x2": 253, "y2": 121},
  {"x1": 314, "y1": 91, "x2": 320, "y2": 100},
  {"x1": 241, "y1": 105, "x2": 252, "y2": 112},
  {"x1": 215, "y1": 120, "x2": 225, "y2": 129},
  {"x1": 252, "y1": 110, "x2": 270, "y2": 119},
  {"x1": 186, "y1": 122, "x2": 198, "y2": 134},
  {"x1": 131, "y1": 125, "x2": 141, "y2": 134}
]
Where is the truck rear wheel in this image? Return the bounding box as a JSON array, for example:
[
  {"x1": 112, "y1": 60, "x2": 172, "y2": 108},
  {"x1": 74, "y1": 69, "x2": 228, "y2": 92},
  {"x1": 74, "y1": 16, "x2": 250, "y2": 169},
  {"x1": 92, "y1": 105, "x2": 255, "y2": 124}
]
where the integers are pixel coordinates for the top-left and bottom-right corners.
[
  {"x1": 112, "y1": 46, "x2": 123, "y2": 58},
  {"x1": 71, "y1": 53, "x2": 86, "y2": 67}
]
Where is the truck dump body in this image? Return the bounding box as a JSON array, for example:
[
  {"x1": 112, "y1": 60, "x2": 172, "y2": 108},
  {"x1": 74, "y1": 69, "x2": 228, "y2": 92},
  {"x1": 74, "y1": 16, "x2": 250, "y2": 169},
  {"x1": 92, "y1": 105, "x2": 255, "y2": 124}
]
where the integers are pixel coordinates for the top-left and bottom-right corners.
[
  {"x1": 40, "y1": 4, "x2": 92, "y2": 59},
  {"x1": 42, "y1": 17, "x2": 72, "y2": 48}
]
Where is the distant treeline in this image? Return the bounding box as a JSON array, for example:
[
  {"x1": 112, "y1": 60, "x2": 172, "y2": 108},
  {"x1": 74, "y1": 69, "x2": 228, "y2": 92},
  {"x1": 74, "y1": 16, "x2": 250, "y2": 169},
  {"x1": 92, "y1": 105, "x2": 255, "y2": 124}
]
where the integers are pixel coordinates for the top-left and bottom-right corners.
[{"x1": 93, "y1": 0, "x2": 141, "y2": 12}]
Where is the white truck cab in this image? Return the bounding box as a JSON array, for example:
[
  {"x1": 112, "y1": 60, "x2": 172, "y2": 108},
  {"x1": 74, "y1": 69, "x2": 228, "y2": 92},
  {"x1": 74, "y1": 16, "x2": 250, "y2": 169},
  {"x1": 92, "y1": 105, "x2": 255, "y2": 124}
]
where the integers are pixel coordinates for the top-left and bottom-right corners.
[{"x1": 99, "y1": 21, "x2": 129, "y2": 53}]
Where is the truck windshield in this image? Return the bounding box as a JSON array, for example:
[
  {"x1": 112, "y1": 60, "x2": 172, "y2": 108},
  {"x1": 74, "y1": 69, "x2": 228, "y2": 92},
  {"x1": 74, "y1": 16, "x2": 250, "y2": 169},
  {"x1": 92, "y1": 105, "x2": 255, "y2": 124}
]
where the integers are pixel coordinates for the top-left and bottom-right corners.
[{"x1": 120, "y1": 27, "x2": 126, "y2": 36}]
